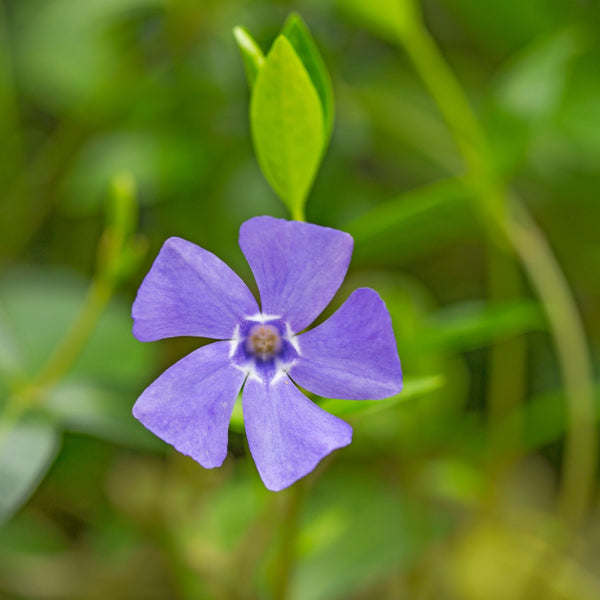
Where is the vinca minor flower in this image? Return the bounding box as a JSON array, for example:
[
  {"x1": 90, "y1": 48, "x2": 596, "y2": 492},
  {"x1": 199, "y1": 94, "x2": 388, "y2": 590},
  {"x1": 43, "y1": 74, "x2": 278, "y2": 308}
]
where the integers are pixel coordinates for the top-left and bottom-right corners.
[{"x1": 132, "y1": 216, "x2": 402, "y2": 491}]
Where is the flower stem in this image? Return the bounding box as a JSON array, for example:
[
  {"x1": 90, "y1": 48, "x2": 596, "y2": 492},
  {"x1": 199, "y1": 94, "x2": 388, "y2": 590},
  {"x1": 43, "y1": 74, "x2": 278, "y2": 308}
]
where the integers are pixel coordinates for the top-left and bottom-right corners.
[
  {"x1": 271, "y1": 192, "x2": 306, "y2": 599},
  {"x1": 272, "y1": 481, "x2": 305, "y2": 600},
  {"x1": 397, "y1": 20, "x2": 596, "y2": 526},
  {"x1": 291, "y1": 204, "x2": 305, "y2": 222}
]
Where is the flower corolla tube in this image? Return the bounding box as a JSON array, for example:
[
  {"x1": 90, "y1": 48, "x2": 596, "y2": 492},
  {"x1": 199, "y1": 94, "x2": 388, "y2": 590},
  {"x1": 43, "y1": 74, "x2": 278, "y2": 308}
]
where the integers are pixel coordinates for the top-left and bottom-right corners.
[{"x1": 132, "y1": 216, "x2": 402, "y2": 491}]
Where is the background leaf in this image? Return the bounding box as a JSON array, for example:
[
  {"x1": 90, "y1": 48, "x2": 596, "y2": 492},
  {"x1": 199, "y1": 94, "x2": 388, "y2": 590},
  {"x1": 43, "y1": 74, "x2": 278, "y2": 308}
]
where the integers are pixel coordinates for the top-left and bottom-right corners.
[
  {"x1": 0, "y1": 416, "x2": 60, "y2": 526},
  {"x1": 319, "y1": 375, "x2": 444, "y2": 418},
  {"x1": 46, "y1": 382, "x2": 160, "y2": 450},
  {"x1": 0, "y1": 269, "x2": 155, "y2": 387},
  {"x1": 344, "y1": 179, "x2": 476, "y2": 265}
]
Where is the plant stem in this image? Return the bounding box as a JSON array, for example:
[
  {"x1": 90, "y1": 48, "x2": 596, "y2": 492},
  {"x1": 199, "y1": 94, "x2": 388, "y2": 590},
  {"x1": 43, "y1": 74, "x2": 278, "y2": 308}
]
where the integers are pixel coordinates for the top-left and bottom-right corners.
[
  {"x1": 4, "y1": 274, "x2": 115, "y2": 422},
  {"x1": 271, "y1": 196, "x2": 306, "y2": 599},
  {"x1": 401, "y1": 25, "x2": 525, "y2": 463},
  {"x1": 398, "y1": 20, "x2": 596, "y2": 526},
  {"x1": 272, "y1": 482, "x2": 305, "y2": 600},
  {"x1": 35, "y1": 276, "x2": 114, "y2": 388},
  {"x1": 486, "y1": 247, "x2": 526, "y2": 461},
  {"x1": 291, "y1": 203, "x2": 305, "y2": 222},
  {"x1": 508, "y1": 200, "x2": 596, "y2": 524}
]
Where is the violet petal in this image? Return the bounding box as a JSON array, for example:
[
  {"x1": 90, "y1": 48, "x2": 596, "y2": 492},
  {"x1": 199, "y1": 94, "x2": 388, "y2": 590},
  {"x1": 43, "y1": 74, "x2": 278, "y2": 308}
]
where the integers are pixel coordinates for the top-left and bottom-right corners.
[
  {"x1": 239, "y1": 216, "x2": 353, "y2": 332},
  {"x1": 132, "y1": 237, "x2": 259, "y2": 342},
  {"x1": 132, "y1": 341, "x2": 244, "y2": 468},
  {"x1": 243, "y1": 375, "x2": 352, "y2": 491},
  {"x1": 289, "y1": 288, "x2": 403, "y2": 400}
]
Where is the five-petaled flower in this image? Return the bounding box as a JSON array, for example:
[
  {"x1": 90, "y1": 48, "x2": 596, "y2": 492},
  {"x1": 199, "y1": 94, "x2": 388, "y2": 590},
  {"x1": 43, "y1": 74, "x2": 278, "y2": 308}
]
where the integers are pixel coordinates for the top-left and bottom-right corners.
[{"x1": 132, "y1": 216, "x2": 402, "y2": 491}]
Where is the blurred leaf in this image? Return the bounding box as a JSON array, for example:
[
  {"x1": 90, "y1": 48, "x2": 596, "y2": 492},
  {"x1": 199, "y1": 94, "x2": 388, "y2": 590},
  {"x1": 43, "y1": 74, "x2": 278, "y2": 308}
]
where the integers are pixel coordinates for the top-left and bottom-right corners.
[
  {"x1": 193, "y1": 477, "x2": 267, "y2": 552},
  {"x1": 60, "y1": 130, "x2": 201, "y2": 216},
  {"x1": 233, "y1": 26, "x2": 265, "y2": 88},
  {"x1": 433, "y1": 0, "x2": 573, "y2": 53},
  {"x1": 520, "y1": 387, "x2": 600, "y2": 452},
  {"x1": 0, "y1": 269, "x2": 155, "y2": 388},
  {"x1": 282, "y1": 13, "x2": 335, "y2": 142},
  {"x1": 494, "y1": 28, "x2": 582, "y2": 122},
  {"x1": 15, "y1": 0, "x2": 166, "y2": 111},
  {"x1": 250, "y1": 35, "x2": 324, "y2": 218},
  {"x1": 337, "y1": 0, "x2": 420, "y2": 42},
  {"x1": 320, "y1": 375, "x2": 444, "y2": 418},
  {"x1": 291, "y1": 468, "x2": 448, "y2": 600},
  {"x1": 46, "y1": 381, "x2": 159, "y2": 451},
  {"x1": 419, "y1": 459, "x2": 484, "y2": 504},
  {"x1": 414, "y1": 299, "x2": 546, "y2": 354},
  {"x1": 558, "y1": 56, "x2": 600, "y2": 167},
  {"x1": 344, "y1": 178, "x2": 476, "y2": 264},
  {"x1": 229, "y1": 376, "x2": 443, "y2": 434},
  {"x1": 352, "y1": 85, "x2": 460, "y2": 172},
  {"x1": 0, "y1": 510, "x2": 69, "y2": 554},
  {"x1": 0, "y1": 309, "x2": 22, "y2": 381},
  {"x1": 0, "y1": 416, "x2": 60, "y2": 526},
  {"x1": 459, "y1": 386, "x2": 600, "y2": 458}
]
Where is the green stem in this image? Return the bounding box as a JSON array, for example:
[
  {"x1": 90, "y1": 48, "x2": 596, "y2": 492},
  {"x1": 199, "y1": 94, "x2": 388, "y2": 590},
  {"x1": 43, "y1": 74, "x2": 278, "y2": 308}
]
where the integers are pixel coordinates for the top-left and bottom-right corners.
[
  {"x1": 272, "y1": 482, "x2": 305, "y2": 600},
  {"x1": 401, "y1": 26, "x2": 525, "y2": 462},
  {"x1": 4, "y1": 274, "x2": 115, "y2": 422},
  {"x1": 271, "y1": 197, "x2": 306, "y2": 599},
  {"x1": 508, "y1": 200, "x2": 596, "y2": 525},
  {"x1": 486, "y1": 247, "x2": 526, "y2": 461},
  {"x1": 291, "y1": 203, "x2": 306, "y2": 222},
  {"x1": 398, "y1": 20, "x2": 596, "y2": 526},
  {"x1": 35, "y1": 276, "x2": 114, "y2": 388}
]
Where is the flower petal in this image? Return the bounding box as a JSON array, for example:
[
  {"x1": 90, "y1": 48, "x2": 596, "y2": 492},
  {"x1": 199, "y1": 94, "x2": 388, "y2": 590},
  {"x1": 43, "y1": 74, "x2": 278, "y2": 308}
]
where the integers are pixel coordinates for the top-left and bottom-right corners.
[
  {"x1": 132, "y1": 237, "x2": 259, "y2": 342},
  {"x1": 289, "y1": 288, "x2": 402, "y2": 400},
  {"x1": 243, "y1": 375, "x2": 352, "y2": 491},
  {"x1": 239, "y1": 216, "x2": 353, "y2": 332},
  {"x1": 133, "y1": 341, "x2": 245, "y2": 468}
]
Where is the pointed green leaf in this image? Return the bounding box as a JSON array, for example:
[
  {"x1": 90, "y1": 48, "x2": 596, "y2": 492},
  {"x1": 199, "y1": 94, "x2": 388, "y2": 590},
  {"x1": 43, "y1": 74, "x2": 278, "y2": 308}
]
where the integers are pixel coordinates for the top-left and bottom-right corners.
[
  {"x1": 233, "y1": 26, "x2": 265, "y2": 88},
  {"x1": 229, "y1": 375, "x2": 443, "y2": 433},
  {"x1": 250, "y1": 35, "x2": 324, "y2": 219},
  {"x1": 319, "y1": 375, "x2": 444, "y2": 418},
  {"x1": 282, "y1": 13, "x2": 334, "y2": 142},
  {"x1": 0, "y1": 416, "x2": 60, "y2": 526},
  {"x1": 344, "y1": 179, "x2": 475, "y2": 265}
]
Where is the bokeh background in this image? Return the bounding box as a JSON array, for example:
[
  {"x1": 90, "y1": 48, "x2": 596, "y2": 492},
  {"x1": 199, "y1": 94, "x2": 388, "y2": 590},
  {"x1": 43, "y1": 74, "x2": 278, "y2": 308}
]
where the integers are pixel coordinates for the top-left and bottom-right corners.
[{"x1": 1, "y1": 0, "x2": 599, "y2": 598}]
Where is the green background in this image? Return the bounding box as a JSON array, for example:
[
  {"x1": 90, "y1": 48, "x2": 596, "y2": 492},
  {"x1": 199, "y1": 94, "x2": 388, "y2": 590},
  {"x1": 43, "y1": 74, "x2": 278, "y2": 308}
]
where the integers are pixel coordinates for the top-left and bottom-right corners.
[{"x1": 1, "y1": 0, "x2": 599, "y2": 598}]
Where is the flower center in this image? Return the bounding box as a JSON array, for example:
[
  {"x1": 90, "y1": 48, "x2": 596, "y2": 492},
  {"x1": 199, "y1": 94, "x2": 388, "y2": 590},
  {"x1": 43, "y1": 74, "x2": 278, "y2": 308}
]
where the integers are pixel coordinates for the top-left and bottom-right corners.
[{"x1": 245, "y1": 324, "x2": 282, "y2": 360}]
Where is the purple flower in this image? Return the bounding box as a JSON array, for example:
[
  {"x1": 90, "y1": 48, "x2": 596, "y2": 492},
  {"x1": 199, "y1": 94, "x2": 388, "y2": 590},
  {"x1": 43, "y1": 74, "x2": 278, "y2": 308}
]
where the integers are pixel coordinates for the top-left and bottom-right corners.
[{"x1": 132, "y1": 216, "x2": 402, "y2": 491}]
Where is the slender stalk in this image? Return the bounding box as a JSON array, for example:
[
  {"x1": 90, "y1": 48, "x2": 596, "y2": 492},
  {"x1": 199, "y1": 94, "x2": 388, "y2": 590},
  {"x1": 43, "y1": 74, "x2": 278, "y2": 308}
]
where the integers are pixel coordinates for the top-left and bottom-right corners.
[
  {"x1": 34, "y1": 276, "x2": 114, "y2": 388},
  {"x1": 291, "y1": 203, "x2": 306, "y2": 222},
  {"x1": 509, "y1": 200, "x2": 596, "y2": 524},
  {"x1": 272, "y1": 482, "x2": 305, "y2": 600},
  {"x1": 2, "y1": 274, "x2": 114, "y2": 425},
  {"x1": 401, "y1": 25, "x2": 526, "y2": 466},
  {"x1": 398, "y1": 20, "x2": 596, "y2": 526},
  {"x1": 486, "y1": 247, "x2": 526, "y2": 461},
  {"x1": 271, "y1": 196, "x2": 306, "y2": 599}
]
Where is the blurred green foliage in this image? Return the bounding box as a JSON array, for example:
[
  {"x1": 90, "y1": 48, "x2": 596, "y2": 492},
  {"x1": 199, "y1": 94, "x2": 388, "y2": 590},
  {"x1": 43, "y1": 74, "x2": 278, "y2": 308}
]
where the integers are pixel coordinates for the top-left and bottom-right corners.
[{"x1": 1, "y1": 0, "x2": 599, "y2": 599}]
